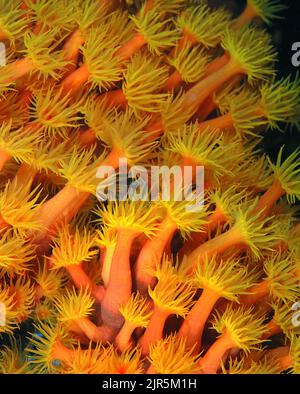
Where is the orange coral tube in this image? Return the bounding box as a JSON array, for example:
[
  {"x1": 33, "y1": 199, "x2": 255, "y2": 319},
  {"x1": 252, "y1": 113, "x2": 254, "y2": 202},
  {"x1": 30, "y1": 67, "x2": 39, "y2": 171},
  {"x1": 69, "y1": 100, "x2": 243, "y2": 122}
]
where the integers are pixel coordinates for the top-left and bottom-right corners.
[
  {"x1": 52, "y1": 341, "x2": 74, "y2": 365},
  {"x1": 61, "y1": 63, "x2": 89, "y2": 95},
  {"x1": 99, "y1": 89, "x2": 127, "y2": 109},
  {"x1": 37, "y1": 185, "x2": 84, "y2": 230},
  {"x1": 14, "y1": 163, "x2": 37, "y2": 188},
  {"x1": 253, "y1": 180, "x2": 286, "y2": 219},
  {"x1": 134, "y1": 218, "x2": 177, "y2": 295},
  {"x1": 198, "y1": 113, "x2": 234, "y2": 132},
  {"x1": 179, "y1": 288, "x2": 219, "y2": 351},
  {"x1": 138, "y1": 306, "x2": 169, "y2": 355},
  {"x1": 186, "y1": 226, "x2": 243, "y2": 272},
  {"x1": 3, "y1": 58, "x2": 34, "y2": 84},
  {"x1": 239, "y1": 280, "x2": 269, "y2": 305},
  {"x1": 262, "y1": 319, "x2": 282, "y2": 339},
  {"x1": 78, "y1": 128, "x2": 97, "y2": 146},
  {"x1": 101, "y1": 230, "x2": 136, "y2": 330},
  {"x1": 198, "y1": 332, "x2": 235, "y2": 374},
  {"x1": 182, "y1": 59, "x2": 242, "y2": 115},
  {"x1": 115, "y1": 33, "x2": 146, "y2": 61},
  {"x1": 63, "y1": 29, "x2": 84, "y2": 62},
  {"x1": 65, "y1": 264, "x2": 105, "y2": 303},
  {"x1": 233, "y1": 4, "x2": 258, "y2": 29},
  {"x1": 115, "y1": 322, "x2": 136, "y2": 352},
  {"x1": 164, "y1": 70, "x2": 183, "y2": 91},
  {"x1": 0, "y1": 149, "x2": 12, "y2": 171},
  {"x1": 74, "y1": 317, "x2": 113, "y2": 342}
]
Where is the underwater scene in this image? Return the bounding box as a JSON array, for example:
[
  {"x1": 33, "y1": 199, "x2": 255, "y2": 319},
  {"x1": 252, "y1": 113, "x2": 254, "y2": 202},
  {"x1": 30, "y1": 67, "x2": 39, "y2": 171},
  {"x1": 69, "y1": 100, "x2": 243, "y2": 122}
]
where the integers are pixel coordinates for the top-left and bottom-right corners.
[{"x1": 0, "y1": 0, "x2": 300, "y2": 376}]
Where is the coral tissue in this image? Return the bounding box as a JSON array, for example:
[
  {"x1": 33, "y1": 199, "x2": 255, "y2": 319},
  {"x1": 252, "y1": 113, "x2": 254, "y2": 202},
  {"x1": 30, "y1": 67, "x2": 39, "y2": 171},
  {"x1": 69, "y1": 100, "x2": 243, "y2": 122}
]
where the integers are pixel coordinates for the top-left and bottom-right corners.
[{"x1": 0, "y1": 0, "x2": 300, "y2": 374}]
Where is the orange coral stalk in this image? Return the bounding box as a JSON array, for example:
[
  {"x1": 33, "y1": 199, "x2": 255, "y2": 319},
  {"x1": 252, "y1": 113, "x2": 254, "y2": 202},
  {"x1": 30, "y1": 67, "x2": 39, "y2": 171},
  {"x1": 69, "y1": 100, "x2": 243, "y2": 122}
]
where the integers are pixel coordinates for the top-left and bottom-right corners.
[
  {"x1": 61, "y1": 63, "x2": 89, "y2": 95},
  {"x1": 195, "y1": 95, "x2": 217, "y2": 121},
  {"x1": 64, "y1": 264, "x2": 105, "y2": 303},
  {"x1": 101, "y1": 148, "x2": 126, "y2": 172},
  {"x1": 143, "y1": 118, "x2": 164, "y2": 143},
  {"x1": 234, "y1": 5, "x2": 258, "y2": 28},
  {"x1": 186, "y1": 226, "x2": 242, "y2": 271},
  {"x1": 199, "y1": 332, "x2": 235, "y2": 374},
  {"x1": 146, "y1": 365, "x2": 156, "y2": 374},
  {"x1": 34, "y1": 148, "x2": 125, "y2": 249},
  {"x1": 169, "y1": 33, "x2": 191, "y2": 57},
  {"x1": 62, "y1": 30, "x2": 84, "y2": 62},
  {"x1": 14, "y1": 163, "x2": 37, "y2": 189},
  {"x1": 264, "y1": 346, "x2": 292, "y2": 372},
  {"x1": 233, "y1": 0, "x2": 286, "y2": 29},
  {"x1": 239, "y1": 280, "x2": 269, "y2": 305},
  {"x1": 178, "y1": 288, "x2": 219, "y2": 350},
  {"x1": 138, "y1": 306, "x2": 169, "y2": 355},
  {"x1": 20, "y1": 0, "x2": 34, "y2": 10},
  {"x1": 193, "y1": 73, "x2": 242, "y2": 121},
  {"x1": 164, "y1": 70, "x2": 183, "y2": 91},
  {"x1": 18, "y1": 89, "x2": 33, "y2": 120},
  {"x1": 98, "y1": 89, "x2": 127, "y2": 109},
  {"x1": 115, "y1": 323, "x2": 136, "y2": 353},
  {"x1": 205, "y1": 54, "x2": 230, "y2": 76},
  {"x1": 33, "y1": 189, "x2": 90, "y2": 253},
  {"x1": 62, "y1": 29, "x2": 85, "y2": 74},
  {"x1": 1, "y1": 58, "x2": 34, "y2": 84},
  {"x1": 73, "y1": 317, "x2": 112, "y2": 343},
  {"x1": 77, "y1": 128, "x2": 97, "y2": 146},
  {"x1": 101, "y1": 230, "x2": 137, "y2": 330},
  {"x1": 0, "y1": 149, "x2": 12, "y2": 171},
  {"x1": 262, "y1": 319, "x2": 282, "y2": 339},
  {"x1": 134, "y1": 218, "x2": 177, "y2": 295},
  {"x1": 0, "y1": 215, "x2": 10, "y2": 231},
  {"x1": 52, "y1": 340, "x2": 74, "y2": 365},
  {"x1": 37, "y1": 185, "x2": 83, "y2": 231},
  {"x1": 179, "y1": 208, "x2": 227, "y2": 257},
  {"x1": 198, "y1": 113, "x2": 234, "y2": 133},
  {"x1": 115, "y1": 33, "x2": 146, "y2": 61},
  {"x1": 60, "y1": 191, "x2": 91, "y2": 226},
  {"x1": 181, "y1": 59, "x2": 242, "y2": 116},
  {"x1": 253, "y1": 180, "x2": 285, "y2": 219},
  {"x1": 98, "y1": 241, "x2": 117, "y2": 289}
]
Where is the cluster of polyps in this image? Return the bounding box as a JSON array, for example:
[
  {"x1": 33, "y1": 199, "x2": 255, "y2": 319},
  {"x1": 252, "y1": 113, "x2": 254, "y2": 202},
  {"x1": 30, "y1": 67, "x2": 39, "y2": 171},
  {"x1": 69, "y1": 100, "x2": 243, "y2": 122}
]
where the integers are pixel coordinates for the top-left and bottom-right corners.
[{"x1": 0, "y1": 0, "x2": 299, "y2": 374}]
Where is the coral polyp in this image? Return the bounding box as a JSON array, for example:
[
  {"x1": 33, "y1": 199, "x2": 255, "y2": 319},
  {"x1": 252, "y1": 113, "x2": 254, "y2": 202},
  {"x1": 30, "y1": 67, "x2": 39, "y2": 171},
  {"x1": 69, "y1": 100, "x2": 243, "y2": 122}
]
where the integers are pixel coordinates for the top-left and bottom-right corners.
[{"x1": 0, "y1": 0, "x2": 299, "y2": 376}]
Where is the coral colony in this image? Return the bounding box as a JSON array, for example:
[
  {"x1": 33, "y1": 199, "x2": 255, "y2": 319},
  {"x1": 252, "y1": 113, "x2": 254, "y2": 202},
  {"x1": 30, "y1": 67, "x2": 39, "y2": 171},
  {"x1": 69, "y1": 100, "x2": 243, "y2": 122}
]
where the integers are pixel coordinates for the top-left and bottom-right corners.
[{"x1": 0, "y1": 0, "x2": 300, "y2": 375}]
